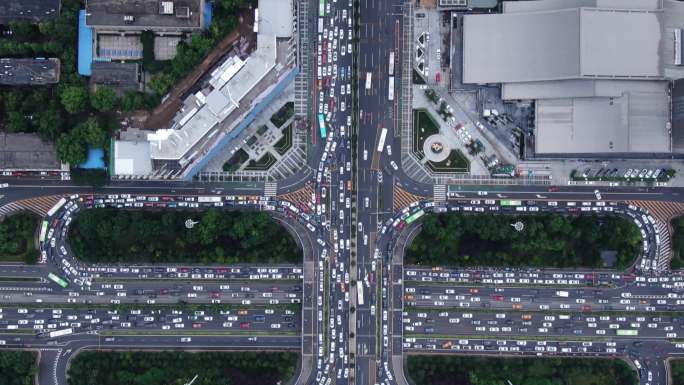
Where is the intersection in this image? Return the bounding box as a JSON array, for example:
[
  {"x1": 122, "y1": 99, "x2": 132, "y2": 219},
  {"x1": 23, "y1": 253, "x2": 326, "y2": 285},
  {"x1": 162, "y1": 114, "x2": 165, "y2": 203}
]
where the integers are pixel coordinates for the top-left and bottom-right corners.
[{"x1": 1, "y1": 1, "x2": 684, "y2": 385}]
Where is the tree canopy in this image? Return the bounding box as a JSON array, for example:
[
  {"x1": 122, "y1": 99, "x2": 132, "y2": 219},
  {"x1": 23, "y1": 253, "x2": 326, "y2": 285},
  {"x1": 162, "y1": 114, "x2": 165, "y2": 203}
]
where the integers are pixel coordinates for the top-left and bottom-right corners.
[
  {"x1": 67, "y1": 351, "x2": 297, "y2": 385},
  {"x1": 68, "y1": 208, "x2": 301, "y2": 264},
  {"x1": 0, "y1": 351, "x2": 37, "y2": 385},
  {"x1": 407, "y1": 356, "x2": 637, "y2": 385},
  {"x1": 60, "y1": 86, "x2": 89, "y2": 114},
  {"x1": 91, "y1": 86, "x2": 118, "y2": 112},
  {"x1": 55, "y1": 118, "x2": 107, "y2": 166},
  {"x1": 406, "y1": 213, "x2": 641, "y2": 269},
  {"x1": 0, "y1": 212, "x2": 39, "y2": 264},
  {"x1": 672, "y1": 359, "x2": 684, "y2": 385}
]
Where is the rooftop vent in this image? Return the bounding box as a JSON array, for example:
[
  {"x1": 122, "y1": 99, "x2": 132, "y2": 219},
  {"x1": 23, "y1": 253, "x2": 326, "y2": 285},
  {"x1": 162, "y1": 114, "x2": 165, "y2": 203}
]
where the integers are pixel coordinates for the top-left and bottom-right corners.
[{"x1": 175, "y1": 6, "x2": 190, "y2": 18}]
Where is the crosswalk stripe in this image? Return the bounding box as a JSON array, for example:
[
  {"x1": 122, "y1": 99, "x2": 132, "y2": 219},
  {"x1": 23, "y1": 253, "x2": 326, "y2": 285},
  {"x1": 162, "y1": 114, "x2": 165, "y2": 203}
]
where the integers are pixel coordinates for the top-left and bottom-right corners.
[
  {"x1": 0, "y1": 195, "x2": 65, "y2": 220},
  {"x1": 393, "y1": 186, "x2": 428, "y2": 212},
  {"x1": 433, "y1": 185, "x2": 446, "y2": 203},
  {"x1": 264, "y1": 182, "x2": 278, "y2": 197}
]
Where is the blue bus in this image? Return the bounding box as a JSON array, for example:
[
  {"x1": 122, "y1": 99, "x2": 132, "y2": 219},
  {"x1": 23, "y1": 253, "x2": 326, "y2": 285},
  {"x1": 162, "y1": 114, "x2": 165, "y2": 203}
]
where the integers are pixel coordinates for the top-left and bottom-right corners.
[{"x1": 318, "y1": 113, "x2": 327, "y2": 139}]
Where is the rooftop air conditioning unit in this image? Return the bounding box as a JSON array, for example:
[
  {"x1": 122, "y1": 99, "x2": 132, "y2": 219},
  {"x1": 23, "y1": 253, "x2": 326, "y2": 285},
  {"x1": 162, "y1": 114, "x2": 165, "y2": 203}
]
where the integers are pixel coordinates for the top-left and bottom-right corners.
[{"x1": 175, "y1": 6, "x2": 190, "y2": 18}]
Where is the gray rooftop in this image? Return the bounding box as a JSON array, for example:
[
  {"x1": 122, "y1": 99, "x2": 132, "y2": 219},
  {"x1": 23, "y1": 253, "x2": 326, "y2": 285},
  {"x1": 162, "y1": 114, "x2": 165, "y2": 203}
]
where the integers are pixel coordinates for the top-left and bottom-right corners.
[
  {"x1": 0, "y1": 133, "x2": 61, "y2": 170},
  {"x1": 90, "y1": 61, "x2": 140, "y2": 93},
  {"x1": 114, "y1": 140, "x2": 152, "y2": 175},
  {"x1": 463, "y1": 4, "x2": 663, "y2": 84},
  {"x1": 85, "y1": 0, "x2": 204, "y2": 30},
  {"x1": 259, "y1": 0, "x2": 294, "y2": 38},
  {"x1": 0, "y1": 0, "x2": 60, "y2": 23},
  {"x1": 462, "y1": 0, "x2": 675, "y2": 155},
  {"x1": 535, "y1": 81, "x2": 670, "y2": 154},
  {"x1": 0, "y1": 58, "x2": 60, "y2": 85}
]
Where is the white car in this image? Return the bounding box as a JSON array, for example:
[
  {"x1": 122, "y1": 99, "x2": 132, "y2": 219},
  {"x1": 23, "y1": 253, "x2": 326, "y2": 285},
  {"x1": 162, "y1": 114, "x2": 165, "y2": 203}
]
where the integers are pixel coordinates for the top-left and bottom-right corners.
[
  {"x1": 386, "y1": 145, "x2": 392, "y2": 155},
  {"x1": 594, "y1": 189, "x2": 602, "y2": 200},
  {"x1": 390, "y1": 161, "x2": 398, "y2": 171}
]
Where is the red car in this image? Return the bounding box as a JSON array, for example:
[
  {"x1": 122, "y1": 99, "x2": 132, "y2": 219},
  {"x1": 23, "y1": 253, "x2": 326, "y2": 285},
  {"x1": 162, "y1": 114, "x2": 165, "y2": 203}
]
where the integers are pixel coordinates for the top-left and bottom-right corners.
[
  {"x1": 547, "y1": 186, "x2": 559, "y2": 192},
  {"x1": 492, "y1": 295, "x2": 504, "y2": 301},
  {"x1": 240, "y1": 322, "x2": 251, "y2": 329},
  {"x1": 210, "y1": 291, "x2": 220, "y2": 298},
  {"x1": 581, "y1": 305, "x2": 592, "y2": 312}
]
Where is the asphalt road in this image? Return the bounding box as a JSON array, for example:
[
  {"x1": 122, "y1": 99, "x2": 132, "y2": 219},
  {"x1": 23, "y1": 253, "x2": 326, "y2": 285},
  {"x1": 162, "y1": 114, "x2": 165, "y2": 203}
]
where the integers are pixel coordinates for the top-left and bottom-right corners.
[{"x1": 3, "y1": 3, "x2": 684, "y2": 385}]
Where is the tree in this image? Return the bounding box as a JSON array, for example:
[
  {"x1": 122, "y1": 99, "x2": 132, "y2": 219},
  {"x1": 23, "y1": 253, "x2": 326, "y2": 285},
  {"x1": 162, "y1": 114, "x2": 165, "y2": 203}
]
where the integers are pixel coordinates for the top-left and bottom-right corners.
[
  {"x1": 75, "y1": 118, "x2": 107, "y2": 148},
  {"x1": 90, "y1": 85, "x2": 117, "y2": 112},
  {"x1": 36, "y1": 101, "x2": 64, "y2": 141},
  {"x1": 0, "y1": 351, "x2": 37, "y2": 385},
  {"x1": 218, "y1": 0, "x2": 247, "y2": 10},
  {"x1": 5, "y1": 111, "x2": 27, "y2": 133},
  {"x1": 56, "y1": 133, "x2": 87, "y2": 165},
  {"x1": 149, "y1": 72, "x2": 175, "y2": 96},
  {"x1": 60, "y1": 86, "x2": 88, "y2": 113},
  {"x1": 121, "y1": 91, "x2": 145, "y2": 112}
]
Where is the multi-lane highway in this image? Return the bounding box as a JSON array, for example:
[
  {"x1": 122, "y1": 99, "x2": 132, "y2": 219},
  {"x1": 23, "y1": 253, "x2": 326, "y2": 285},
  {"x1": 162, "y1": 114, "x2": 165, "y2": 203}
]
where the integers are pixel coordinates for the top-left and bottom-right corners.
[{"x1": 3, "y1": 1, "x2": 684, "y2": 385}]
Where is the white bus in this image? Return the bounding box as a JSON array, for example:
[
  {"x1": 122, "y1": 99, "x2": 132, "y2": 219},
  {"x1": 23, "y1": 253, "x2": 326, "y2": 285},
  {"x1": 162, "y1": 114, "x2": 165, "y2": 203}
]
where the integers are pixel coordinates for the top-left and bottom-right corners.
[
  {"x1": 47, "y1": 198, "x2": 67, "y2": 217},
  {"x1": 377, "y1": 128, "x2": 388, "y2": 152},
  {"x1": 357, "y1": 284, "x2": 364, "y2": 306},
  {"x1": 48, "y1": 328, "x2": 73, "y2": 338},
  {"x1": 388, "y1": 76, "x2": 394, "y2": 101},
  {"x1": 389, "y1": 51, "x2": 395, "y2": 76},
  {"x1": 365, "y1": 72, "x2": 372, "y2": 90},
  {"x1": 318, "y1": 18, "x2": 324, "y2": 34},
  {"x1": 197, "y1": 196, "x2": 222, "y2": 203}
]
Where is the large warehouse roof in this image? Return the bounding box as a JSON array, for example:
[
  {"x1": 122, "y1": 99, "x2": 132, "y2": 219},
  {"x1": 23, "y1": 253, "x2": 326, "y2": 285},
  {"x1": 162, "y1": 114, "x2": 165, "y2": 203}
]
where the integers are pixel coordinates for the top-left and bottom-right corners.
[
  {"x1": 535, "y1": 81, "x2": 670, "y2": 154},
  {"x1": 463, "y1": 7, "x2": 663, "y2": 84}
]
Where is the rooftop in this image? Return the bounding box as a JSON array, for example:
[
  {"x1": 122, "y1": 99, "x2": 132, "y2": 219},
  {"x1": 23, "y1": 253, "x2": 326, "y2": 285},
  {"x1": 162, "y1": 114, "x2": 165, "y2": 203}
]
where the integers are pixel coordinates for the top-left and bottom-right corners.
[
  {"x1": 0, "y1": 0, "x2": 60, "y2": 23},
  {"x1": 258, "y1": 0, "x2": 294, "y2": 37},
  {"x1": 0, "y1": 58, "x2": 60, "y2": 85},
  {"x1": 0, "y1": 133, "x2": 61, "y2": 170},
  {"x1": 90, "y1": 61, "x2": 141, "y2": 93},
  {"x1": 462, "y1": 6, "x2": 663, "y2": 84},
  {"x1": 85, "y1": 0, "x2": 204, "y2": 30},
  {"x1": 114, "y1": 140, "x2": 152, "y2": 175},
  {"x1": 149, "y1": 33, "x2": 278, "y2": 160},
  {"x1": 534, "y1": 81, "x2": 670, "y2": 154}
]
